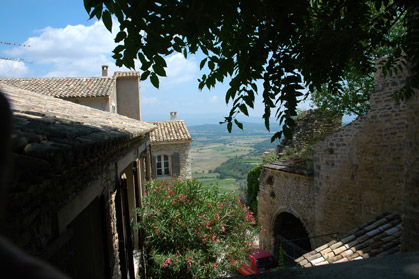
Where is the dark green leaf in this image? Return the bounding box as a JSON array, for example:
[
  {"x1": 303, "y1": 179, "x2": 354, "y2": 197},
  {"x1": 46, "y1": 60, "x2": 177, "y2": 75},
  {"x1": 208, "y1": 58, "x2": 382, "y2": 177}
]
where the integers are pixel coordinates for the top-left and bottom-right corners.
[
  {"x1": 113, "y1": 45, "x2": 125, "y2": 54},
  {"x1": 239, "y1": 104, "x2": 249, "y2": 116},
  {"x1": 150, "y1": 73, "x2": 159, "y2": 89},
  {"x1": 208, "y1": 60, "x2": 215, "y2": 71},
  {"x1": 103, "y1": 10, "x2": 113, "y2": 32},
  {"x1": 141, "y1": 71, "x2": 150, "y2": 81},
  {"x1": 234, "y1": 119, "x2": 243, "y2": 130},
  {"x1": 227, "y1": 122, "x2": 232, "y2": 133},
  {"x1": 283, "y1": 126, "x2": 292, "y2": 139},
  {"x1": 115, "y1": 31, "x2": 126, "y2": 43},
  {"x1": 200, "y1": 58, "x2": 207, "y2": 70},
  {"x1": 153, "y1": 64, "x2": 167, "y2": 77},
  {"x1": 154, "y1": 55, "x2": 167, "y2": 68}
]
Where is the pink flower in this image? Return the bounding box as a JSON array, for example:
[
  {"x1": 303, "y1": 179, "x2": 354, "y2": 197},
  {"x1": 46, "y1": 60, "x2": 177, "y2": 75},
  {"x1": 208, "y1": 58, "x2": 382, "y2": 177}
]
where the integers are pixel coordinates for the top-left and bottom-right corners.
[
  {"x1": 212, "y1": 263, "x2": 217, "y2": 270},
  {"x1": 165, "y1": 258, "x2": 172, "y2": 265},
  {"x1": 214, "y1": 213, "x2": 220, "y2": 220},
  {"x1": 221, "y1": 226, "x2": 225, "y2": 233}
]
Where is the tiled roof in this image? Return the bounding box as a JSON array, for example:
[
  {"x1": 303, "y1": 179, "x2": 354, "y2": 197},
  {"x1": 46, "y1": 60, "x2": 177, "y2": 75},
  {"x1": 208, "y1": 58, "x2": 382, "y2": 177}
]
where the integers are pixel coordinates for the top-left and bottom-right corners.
[
  {"x1": 295, "y1": 212, "x2": 402, "y2": 267},
  {"x1": 1, "y1": 83, "x2": 156, "y2": 170},
  {"x1": 113, "y1": 71, "x2": 140, "y2": 78},
  {"x1": 0, "y1": 77, "x2": 115, "y2": 98},
  {"x1": 148, "y1": 121, "x2": 192, "y2": 143}
]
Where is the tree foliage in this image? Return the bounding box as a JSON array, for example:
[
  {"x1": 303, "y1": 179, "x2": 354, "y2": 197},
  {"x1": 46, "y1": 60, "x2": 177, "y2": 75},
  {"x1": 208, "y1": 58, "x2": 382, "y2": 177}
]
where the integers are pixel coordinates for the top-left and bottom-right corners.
[
  {"x1": 311, "y1": 10, "x2": 408, "y2": 117},
  {"x1": 136, "y1": 180, "x2": 261, "y2": 279},
  {"x1": 84, "y1": 0, "x2": 418, "y2": 140},
  {"x1": 246, "y1": 164, "x2": 263, "y2": 215}
]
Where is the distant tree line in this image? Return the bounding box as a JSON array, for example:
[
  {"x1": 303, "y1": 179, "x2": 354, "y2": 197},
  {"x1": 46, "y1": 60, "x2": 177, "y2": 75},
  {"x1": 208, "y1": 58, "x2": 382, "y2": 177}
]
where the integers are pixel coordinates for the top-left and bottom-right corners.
[
  {"x1": 249, "y1": 139, "x2": 278, "y2": 156},
  {"x1": 214, "y1": 157, "x2": 255, "y2": 180}
]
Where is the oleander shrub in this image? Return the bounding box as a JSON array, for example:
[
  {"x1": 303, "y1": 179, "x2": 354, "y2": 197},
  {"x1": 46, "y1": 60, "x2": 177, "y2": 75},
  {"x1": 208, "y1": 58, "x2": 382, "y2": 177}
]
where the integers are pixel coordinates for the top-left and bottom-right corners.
[{"x1": 136, "y1": 179, "x2": 262, "y2": 279}]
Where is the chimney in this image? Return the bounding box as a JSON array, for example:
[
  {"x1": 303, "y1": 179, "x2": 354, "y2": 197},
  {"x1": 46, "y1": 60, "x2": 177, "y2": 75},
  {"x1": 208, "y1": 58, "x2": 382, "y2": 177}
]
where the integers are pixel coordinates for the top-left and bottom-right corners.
[
  {"x1": 102, "y1": 65, "x2": 109, "y2": 77},
  {"x1": 170, "y1": 112, "x2": 177, "y2": 121}
]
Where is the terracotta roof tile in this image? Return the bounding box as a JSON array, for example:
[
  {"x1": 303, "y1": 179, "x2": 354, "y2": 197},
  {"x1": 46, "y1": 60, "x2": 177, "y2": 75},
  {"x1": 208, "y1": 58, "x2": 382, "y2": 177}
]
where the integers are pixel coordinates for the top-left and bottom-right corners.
[
  {"x1": 295, "y1": 212, "x2": 402, "y2": 267},
  {"x1": 113, "y1": 71, "x2": 140, "y2": 78},
  {"x1": 0, "y1": 77, "x2": 117, "y2": 98},
  {"x1": 148, "y1": 120, "x2": 192, "y2": 143}
]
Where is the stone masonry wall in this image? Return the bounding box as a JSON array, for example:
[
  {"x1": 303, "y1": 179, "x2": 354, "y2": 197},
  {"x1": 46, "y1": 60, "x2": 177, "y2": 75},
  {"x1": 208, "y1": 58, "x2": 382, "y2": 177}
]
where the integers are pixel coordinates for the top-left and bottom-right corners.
[
  {"x1": 152, "y1": 142, "x2": 192, "y2": 182},
  {"x1": 313, "y1": 66, "x2": 408, "y2": 245},
  {"x1": 278, "y1": 110, "x2": 341, "y2": 154},
  {"x1": 401, "y1": 87, "x2": 419, "y2": 252},
  {"x1": 4, "y1": 135, "x2": 148, "y2": 277},
  {"x1": 258, "y1": 165, "x2": 315, "y2": 254}
]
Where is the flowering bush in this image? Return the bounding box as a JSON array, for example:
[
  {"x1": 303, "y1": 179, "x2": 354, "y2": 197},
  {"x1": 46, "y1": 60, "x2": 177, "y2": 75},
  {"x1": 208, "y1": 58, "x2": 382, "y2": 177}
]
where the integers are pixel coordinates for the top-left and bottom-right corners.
[{"x1": 136, "y1": 179, "x2": 262, "y2": 279}]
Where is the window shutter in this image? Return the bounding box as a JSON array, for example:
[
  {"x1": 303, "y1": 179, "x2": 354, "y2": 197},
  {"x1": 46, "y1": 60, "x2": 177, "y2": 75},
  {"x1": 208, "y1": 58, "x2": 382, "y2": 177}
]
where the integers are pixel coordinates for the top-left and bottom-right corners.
[
  {"x1": 172, "y1": 152, "x2": 180, "y2": 177},
  {"x1": 151, "y1": 155, "x2": 157, "y2": 179}
]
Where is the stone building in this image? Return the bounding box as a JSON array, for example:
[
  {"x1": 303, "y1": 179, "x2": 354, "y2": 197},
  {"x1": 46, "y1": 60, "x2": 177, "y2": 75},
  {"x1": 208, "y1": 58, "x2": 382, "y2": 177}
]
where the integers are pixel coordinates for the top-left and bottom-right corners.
[
  {"x1": 0, "y1": 68, "x2": 193, "y2": 185},
  {"x1": 258, "y1": 60, "x2": 419, "y2": 263},
  {"x1": 258, "y1": 111, "x2": 341, "y2": 262},
  {"x1": 0, "y1": 65, "x2": 141, "y2": 120},
  {"x1": 148, "y1": 112, "x2": 193, "y2": 182},
  {"x1": 0, "y1": 83, "x2": 156, "y2": 279}
]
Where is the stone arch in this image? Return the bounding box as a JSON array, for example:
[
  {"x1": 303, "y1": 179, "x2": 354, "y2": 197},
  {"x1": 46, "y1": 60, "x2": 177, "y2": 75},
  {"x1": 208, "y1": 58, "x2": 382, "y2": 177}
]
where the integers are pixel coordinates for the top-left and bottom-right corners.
[{"x1": 271, "y1": 210, "x2": 312, "y2": 266}]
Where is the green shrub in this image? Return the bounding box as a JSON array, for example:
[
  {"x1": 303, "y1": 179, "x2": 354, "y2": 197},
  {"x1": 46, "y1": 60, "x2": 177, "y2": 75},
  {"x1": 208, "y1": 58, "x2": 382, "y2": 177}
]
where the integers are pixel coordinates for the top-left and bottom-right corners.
[
  {"x1": 246, "y1": 164, "x2": 263, "y2": 214},
  {"x1": 137, "y1": 179, "x2": 262, "y2": 279}
]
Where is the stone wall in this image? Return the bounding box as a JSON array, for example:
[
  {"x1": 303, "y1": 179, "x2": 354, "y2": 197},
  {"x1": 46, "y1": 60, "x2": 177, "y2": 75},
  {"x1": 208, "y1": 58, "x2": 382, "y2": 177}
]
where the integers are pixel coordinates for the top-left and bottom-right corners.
[
  {"x1": 312, "y1": 65, "x2": 408, "y2": 245},
  {"x1": 401, "y1": 86, "x2": 419, "y2": 252},
  {"x1": 65, "y1": 96, "x2": 111, "y2": 112},
  {"x1": 258, "y1": 162, "x2": 315, "y2": 253},
  {"x1": 278, "y1": 110, "x2": 341, "y2": 154},
  {"x1": 258, "y1": 60, "x2": 419, "y2": 253},
  {"x1": 4, "y1": 135, "x2": 148, "y2": 278},
  {"x1": 151, "y1": 142, "x2": 192, "y2": 182}
]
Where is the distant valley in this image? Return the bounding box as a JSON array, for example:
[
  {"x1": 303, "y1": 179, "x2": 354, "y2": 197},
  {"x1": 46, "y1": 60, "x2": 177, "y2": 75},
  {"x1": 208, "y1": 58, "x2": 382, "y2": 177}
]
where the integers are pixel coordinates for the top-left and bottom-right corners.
[{"x1": 189, "y1": 122, "x2": 278, "y2": 194}]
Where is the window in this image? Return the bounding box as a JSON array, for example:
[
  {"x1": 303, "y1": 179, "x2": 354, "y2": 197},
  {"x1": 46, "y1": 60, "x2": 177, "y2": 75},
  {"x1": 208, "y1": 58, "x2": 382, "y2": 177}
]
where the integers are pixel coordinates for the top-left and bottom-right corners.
[{"x1": 156, "y1": 155, "x2": 170, "y2": 176}]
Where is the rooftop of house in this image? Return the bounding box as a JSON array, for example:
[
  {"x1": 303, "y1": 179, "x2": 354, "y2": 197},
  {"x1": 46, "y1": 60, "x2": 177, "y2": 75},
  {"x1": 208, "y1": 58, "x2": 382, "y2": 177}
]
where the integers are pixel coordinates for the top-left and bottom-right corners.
[
  {"x1": 148, "y1": 120, "x2": 192, "y2": 144},
  {"x1": 230, "y1": 251, "x2": 419, "y2": 279},
  {"x1": 295, "y1": 211, "x2": 402, "y2": 268},
  {"x1": 0, "y1": 83, "x2": 155, "y2": 173},
  {"x1": 0, "y1": 71, "x2": 139, "y2": 99}
]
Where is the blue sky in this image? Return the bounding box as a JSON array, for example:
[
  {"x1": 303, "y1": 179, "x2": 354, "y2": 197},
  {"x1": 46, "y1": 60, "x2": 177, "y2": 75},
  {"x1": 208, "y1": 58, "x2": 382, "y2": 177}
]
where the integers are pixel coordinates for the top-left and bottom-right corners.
[{"x1": 0, "y1": 0, "x2": 314, "y2": 127}]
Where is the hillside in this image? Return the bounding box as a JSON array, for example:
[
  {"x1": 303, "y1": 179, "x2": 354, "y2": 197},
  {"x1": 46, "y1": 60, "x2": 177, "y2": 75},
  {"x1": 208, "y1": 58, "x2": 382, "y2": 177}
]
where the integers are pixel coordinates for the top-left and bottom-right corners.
[{"x1": 189, "y1": 122, "x2": 278, "y2": 194}]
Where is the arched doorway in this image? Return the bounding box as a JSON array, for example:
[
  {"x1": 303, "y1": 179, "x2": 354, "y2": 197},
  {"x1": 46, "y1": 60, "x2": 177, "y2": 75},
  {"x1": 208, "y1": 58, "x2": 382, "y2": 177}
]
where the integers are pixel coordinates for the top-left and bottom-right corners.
[{"x1": 273, "y1": 212, "x2": 311, "y2": 266}]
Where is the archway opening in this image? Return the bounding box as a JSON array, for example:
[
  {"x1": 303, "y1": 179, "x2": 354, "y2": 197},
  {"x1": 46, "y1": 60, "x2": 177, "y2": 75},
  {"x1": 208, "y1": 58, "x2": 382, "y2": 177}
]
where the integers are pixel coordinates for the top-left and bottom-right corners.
[{"x1": 273, "y1": 212, "x2": 311, "y2": 266}]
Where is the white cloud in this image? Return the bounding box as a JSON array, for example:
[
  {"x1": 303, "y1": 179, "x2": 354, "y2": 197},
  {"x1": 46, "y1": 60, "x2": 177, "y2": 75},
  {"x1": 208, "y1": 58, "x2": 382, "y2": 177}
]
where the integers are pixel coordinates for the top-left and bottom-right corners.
[
  {"x1": 209, "y1": 95, "x2": 218, "y2": 103},
  {"x1": 4, "y1": 20, "x2": 124, "y2": 77},
  {"x1": 2, "y1": 20, "x2": 199, "y2": 84},
  {"x1": 142, "y1": 96, "x2": 159, "y2": 104},
  {"x1": 162, "y1": 53, "x2": 199, "y2": 86},
  {"x1": 0, "y1": 60, "x2": 29, "y2": 77}
]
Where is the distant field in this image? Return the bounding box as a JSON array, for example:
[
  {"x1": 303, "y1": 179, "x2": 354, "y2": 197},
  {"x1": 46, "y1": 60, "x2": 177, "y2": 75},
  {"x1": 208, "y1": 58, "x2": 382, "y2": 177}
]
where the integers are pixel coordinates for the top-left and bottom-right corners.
[
  {"x1": 189, "y1": 123, "x2": 277, "y2": 193},
  {"x1": 190, "y1": 135, "x2": 266, "y2": 174}
]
